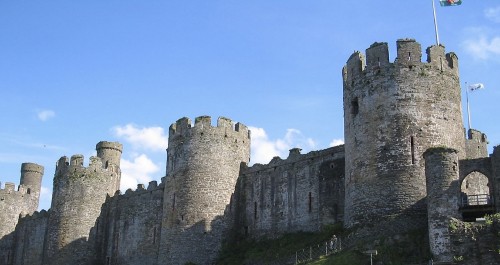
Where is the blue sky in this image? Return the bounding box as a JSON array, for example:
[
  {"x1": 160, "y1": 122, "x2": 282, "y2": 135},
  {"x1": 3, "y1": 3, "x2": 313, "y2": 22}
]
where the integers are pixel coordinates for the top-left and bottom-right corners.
[{"x1": 1, "y1": 1, "x2": 499, "y2": 211}]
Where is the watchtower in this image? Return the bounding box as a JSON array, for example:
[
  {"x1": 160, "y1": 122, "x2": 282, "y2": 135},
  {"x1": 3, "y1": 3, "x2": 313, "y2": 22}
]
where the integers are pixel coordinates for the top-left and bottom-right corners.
[
  {"x1": 159, "y1": 116, "x2": 250, "y2": 265},
  {"x1": 343, "y1": 39, "x2": 466, "y2": 231},
  {"x1": 43, "y1": 142, "x2": 122, "y2": 265},
  {"x1": 20, "y1": 162, "x2": 44, "y2": 204}
]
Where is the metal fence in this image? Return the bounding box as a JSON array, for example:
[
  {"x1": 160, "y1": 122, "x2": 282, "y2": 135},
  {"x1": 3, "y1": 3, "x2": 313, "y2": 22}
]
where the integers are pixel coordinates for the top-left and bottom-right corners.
[{"x1": 294, "y1": 237, "x2": 344, "y2": 264}]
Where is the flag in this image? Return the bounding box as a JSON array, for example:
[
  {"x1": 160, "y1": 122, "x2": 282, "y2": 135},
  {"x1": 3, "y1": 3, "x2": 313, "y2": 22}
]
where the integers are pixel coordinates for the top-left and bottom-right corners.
[
  {"x1": 440, "y1": 0, "x2": 462, "y2": 7},
  {"x1": 468, "y1": 83, "x2": 484, "y2": 91}
]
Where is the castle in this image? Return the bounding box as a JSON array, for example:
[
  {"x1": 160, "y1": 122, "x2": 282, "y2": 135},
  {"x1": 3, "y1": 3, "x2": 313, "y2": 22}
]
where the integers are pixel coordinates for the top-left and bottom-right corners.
[{"x1": 1, "y1": 39, "x2": 499, "y2": 265}]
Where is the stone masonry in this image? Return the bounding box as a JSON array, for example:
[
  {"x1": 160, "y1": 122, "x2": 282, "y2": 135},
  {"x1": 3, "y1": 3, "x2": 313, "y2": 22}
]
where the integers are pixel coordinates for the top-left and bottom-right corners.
[{"x1": 0, "y1": 39, "x2": 499, "y2": 264}]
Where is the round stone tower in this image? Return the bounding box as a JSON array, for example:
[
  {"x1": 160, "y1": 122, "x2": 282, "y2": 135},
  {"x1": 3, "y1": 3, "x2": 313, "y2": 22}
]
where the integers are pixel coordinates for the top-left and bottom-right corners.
[
  {"x1": 20, "y1": 162, "x2": 44, "y2": 210},
  {"x1": 159, "y1": 116, "x2": 250, "y2": 265},
  {"x1": 43, "y1": 141, "x2": 122, "y2": 265},
  {"x1": 424, "y1": 147, "x2": 460, "y2": 263},
  {"x1": 343, "y1": 39, "x2": 465, "y2": 231}
]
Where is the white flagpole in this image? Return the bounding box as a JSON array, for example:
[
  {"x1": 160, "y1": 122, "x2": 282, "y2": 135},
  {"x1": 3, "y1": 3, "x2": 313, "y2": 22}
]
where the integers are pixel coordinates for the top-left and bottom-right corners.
[
  {"x1": 465, "y1": 82, "x2": 472, "y2": 131},
  {"x1": 432, "y1": 0, "x2": 441, "y2": 45}
]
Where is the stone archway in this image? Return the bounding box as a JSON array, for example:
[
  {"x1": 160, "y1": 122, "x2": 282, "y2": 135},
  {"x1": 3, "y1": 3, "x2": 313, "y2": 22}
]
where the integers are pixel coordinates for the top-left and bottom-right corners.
[{"x1": 460, "y1": 171, "x2": 490, "y2": 205}]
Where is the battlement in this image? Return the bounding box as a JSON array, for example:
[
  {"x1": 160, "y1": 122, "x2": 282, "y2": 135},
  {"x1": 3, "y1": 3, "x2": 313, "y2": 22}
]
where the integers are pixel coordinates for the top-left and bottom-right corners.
[
  {"x1": 242, "y1": 145, "x2": 345, "y2": 174},
  {"x1": 168, "y1": 116, "x2": 250, "y2": 139},
  {"x1": 0, "y1": 183, "x2": 37, "y2": 196},
  {"x1": 110, "y1": 181, "x2": 164, "y2": 202},
  {"x1": 96, "y1": 141, "x2": 123, "y2": 153},
  {"x1": 21, "y1": 163, "x2": 44, "y2": 175},
  {"x1": 19, "y1": 209, "x2": 49, "y2": 220},
  {"x1": 343, "y1": 39, "x2": 459, "y2": 87},
  {"x1": 55, "y1": 155, "x2": 107, "y2": 176},
  {"x1": 467, "y1": 129, "x2": 488, "y2": 143}
]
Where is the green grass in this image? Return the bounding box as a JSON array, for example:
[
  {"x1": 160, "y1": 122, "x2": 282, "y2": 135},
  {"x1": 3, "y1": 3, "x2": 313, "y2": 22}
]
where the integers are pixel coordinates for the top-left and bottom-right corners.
[
  {"x1": 216, "y1": 225, "x2": 430, "y2": 265},
  {"x1": 216, "y1": 224, "x2": 344, "y2": 264},
  {"x1": 306, "y1": 251, "x2": 367, "y2": 265}
]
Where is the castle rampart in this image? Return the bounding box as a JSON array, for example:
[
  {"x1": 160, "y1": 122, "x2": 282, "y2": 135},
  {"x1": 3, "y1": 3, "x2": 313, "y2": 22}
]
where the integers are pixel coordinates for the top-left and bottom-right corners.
[
  {"x1": 159, "y1": 116, "x2": 250, "y2": 265},
  {"x1": 12, "y1": 210, "x2": 49, "y2": 265},
  {"x1": 234, "y1": 146, "x2": 345, "y2": 239},
  {"x1": 343, "y1": 39, "x2": 465, "y2": 231},
  {"x1": 93, "y1": 181, "x2": 164, "y2": 265}
]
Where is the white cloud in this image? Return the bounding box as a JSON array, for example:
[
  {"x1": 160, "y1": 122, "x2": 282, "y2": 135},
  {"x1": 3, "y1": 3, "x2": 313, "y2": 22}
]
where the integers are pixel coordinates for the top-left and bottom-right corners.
[
  {"x1": 249, "y1": 126, "x2": 317, "y2": 165},
  {"x1": 113, "y1": 124, "x2": 168, "y2": 152},
  {"x1": 37, "y1": 110, "x2": 55, "y2": 121},
  {"x1": 120, "y1": 154, "x2": 160, "y2": 191},
  {"x1": 485, "y1": 6, "x2": 500, "y2": 23},
  {"x1": 462, "y1": 28, "x2": 500, "y2": 60},
  {"x1": 329, "y1": 139, "x2": 344, "y2": 147}
]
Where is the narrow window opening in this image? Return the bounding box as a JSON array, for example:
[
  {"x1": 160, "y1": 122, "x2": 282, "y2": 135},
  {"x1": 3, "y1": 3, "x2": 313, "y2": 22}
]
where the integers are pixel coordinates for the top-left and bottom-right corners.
[
  {"x1": 27, "y1": 188, "x2": 31, "y2": 194},
  {"x1": 172, "y1": 193, "x2": 176, "y2": 211},
  {"x1": 308, "y1": 192, "x2": 312, "y2": 213},
  {"x1": 105, "y1": 161, "x2": 109, "y2": 169},
  {"x1": 254, "y1": 202, "x2": 258, "y2": 220},
  {"x1": 408, "y1": 52, "x2": 411, "y2": 61},
  {"x1": 244, "y1": 226, "x2": 249, "y2": 236},
  {"x1": 410, "y1": 136, "x2": 416, "y2": 165},
  {"x1": 377, "y1": 57, "x2": 381, "y2": 67},
  {"x1": 351, "y1": 98, "x2": 359, "y2": 116},
  {"x1": 106, "y1": 257, "x2": 111, "y2": 265}
]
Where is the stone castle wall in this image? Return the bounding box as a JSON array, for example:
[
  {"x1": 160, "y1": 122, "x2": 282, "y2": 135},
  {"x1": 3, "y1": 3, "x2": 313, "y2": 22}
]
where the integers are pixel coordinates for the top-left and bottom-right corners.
[
  {"x1": 12, "y1": 210, "x2": 48, "y2": 265},
  {"x1": 93, "y1": 181, "x2": 164, "y2": 265},
  {"x1": 234, "y1": 146, "x2": 345, "y2": 239},
  {"x1": 343, "y1": 39, "x2": 465, "y2": 230}
]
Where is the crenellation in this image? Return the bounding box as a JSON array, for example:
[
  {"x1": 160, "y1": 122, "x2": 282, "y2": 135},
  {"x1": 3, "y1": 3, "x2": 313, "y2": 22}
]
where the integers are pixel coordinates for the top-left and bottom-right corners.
[
  {"x1": 5, "y1": 182, "x2": 15, "y2": 192},
  {"x1": 70, "y1": 154, "x2": 84, "y2": 166},
  {"x1": 147, "y1": 181, "x2": 158, "y2": 190},
  {"x1": 395, "y1": 38, "x2": 421, "y2": 64},
  {"x1": 365, "y1": 42, "x2": 389, "y2": 67}
]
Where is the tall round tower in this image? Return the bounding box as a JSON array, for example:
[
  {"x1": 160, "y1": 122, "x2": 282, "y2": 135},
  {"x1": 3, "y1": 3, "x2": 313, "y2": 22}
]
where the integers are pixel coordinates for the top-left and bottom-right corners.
[
  {"x1": 20, "y1": 162, "x2": 44, "y2": 210},
  {"x1": 159, "y1": 116, "x2": 251, "y2": 265},
  {"x1": 43, "y1": 142, "x2": 122, "y2": 265},
  {"x1": 343, "y1": 39, "x2": 465, "y2": 231},
  {"x1": 96, "y1": 141, "x2": 123, "y2": 191}
]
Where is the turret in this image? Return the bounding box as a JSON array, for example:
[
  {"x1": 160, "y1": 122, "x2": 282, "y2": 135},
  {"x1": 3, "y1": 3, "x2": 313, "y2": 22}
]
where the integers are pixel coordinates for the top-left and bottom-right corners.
[
  {"x1": 159, "y1": 116, "x2": 250, "y2": 265},
  {"x1": 424, "y1": 147, "x2": 461, "y2": 263},
  {"x1": 343, "y1": 39, "x2": 465, "y2": 233},
  {"x1": 43, "y1": 142, "x2": 122, "y2": 265},
  {"x1": 20, "y1": 163, "x2": 44, "y2": 198},
  {"x1": 465, "y1": 129, "x2": 488, "y2": 159}
]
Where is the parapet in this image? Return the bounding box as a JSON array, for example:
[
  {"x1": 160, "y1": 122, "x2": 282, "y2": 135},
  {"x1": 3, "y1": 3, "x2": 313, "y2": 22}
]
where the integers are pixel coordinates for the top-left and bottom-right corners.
[
  {"x1": 467, "y1": 129, "x2": 488, "y2": 143},
  {"x1": 55, "y1": 155, "x2": 106, "y2": 177},
  {"x1": 96, "y1": 141, "x2": 123, "y2": 153},
  {"x1": 242, "y1": 145, "x2": 345, "y2": 175},
  {"x1": 21, "y1": 163, "x2": 44, "y2": 175},
  {"x1": 168, "y1": 116, "x2": 250, "y2": 139},
  {"x1": 343, "y1": 38, "x2": 459, "y2": 87}
]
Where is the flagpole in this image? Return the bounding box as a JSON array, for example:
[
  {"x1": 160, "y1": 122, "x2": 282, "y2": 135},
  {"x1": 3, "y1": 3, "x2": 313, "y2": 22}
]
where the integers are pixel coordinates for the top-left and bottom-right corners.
[
  {"x1": 432, "y1": 0, "x2": 440, "y2": 45},
  {"x1": 465, "y1": 82, "x2": 471, "y2": 131}
]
